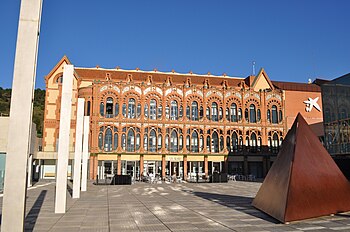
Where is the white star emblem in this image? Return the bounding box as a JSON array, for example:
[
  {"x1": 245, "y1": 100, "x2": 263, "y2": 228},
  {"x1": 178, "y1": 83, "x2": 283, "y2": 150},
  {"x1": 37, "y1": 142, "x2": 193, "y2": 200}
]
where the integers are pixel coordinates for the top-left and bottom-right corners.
[{"x1": 303, "y1": 97, "x2": 321, "y2": 112}]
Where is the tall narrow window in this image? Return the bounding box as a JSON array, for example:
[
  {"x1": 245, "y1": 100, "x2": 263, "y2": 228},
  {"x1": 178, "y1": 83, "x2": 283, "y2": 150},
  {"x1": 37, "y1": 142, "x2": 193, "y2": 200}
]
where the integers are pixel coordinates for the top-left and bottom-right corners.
[
  {"x1": 149, "y1": 129, "x2": 156, "y2": 152},
  {"x1": 200, "y1": 135, "x2": 204, "y2": 151},
  {"x1": 279, "y1": 110, "x2": 283, "y2": 123},
  {"x1": 122, "y1": 103, "x2": 126, "y2": 117},
  {"x1": 136, "y1": 133, "x2": 141, "y2": 150},
  {"x1": 238, "y1": 108, "x2": 242, "y2": 121},
  {"x1": 232, "y1": 132, "x2": 238, "y2": 152},
  {"x1": 121, "y1": 133, "x2": 126, "y2": 150},
  {"x1": 179, "y1": 135, "x2": 183, "y2": 150},
  {"x1": 106, "y1": 97, "x2": 113, "y2": 118},
  {"x1": 250, "y1": 133, "x2": 257, "y2": 152},
  {"x1": 104, "y1": 128, "x2": 112, "y2": 152},
  {"x1": 267, "y1": 109, "x2": 271, "y2": 122},
  {"x1": 170, "y1": 130, "x2": 178, "y2": 152},
  {"x1": 220, "y1": 136, "x2": 224, "y2": 151},
  {"x1": 219, "y1": 108, "x2": 223, "y2": 121},
  {"x1": 191, "y1": 131, "x2": 199, "y2": 152},
  {"x1": 157, "y1": 134, "x2": 162, "y2": 151},
  {"x1": 207, "y1": 136, "x2": 211, "y2": 151},
  {"x1": 212, "y1": 102, "x2": 218, "y2": 121},
  {"x1": 144, "y1": 134, "x2": 148, "y2": 151},
  {"x1": 127, "y1": 129, "x2": 135, "y2": 152},
  {"x1": 113, "y1": 132, "x2": 118, "y2": 150},
  {"x1": 199, "y1": 106, "x2": 203, "y2": 119},
  {"x1": 257, "y1": 109, "x2": 261, "y2": 122},
  {"x1": 150, "y1": 100, "x2": 156, "y2": 120},
  {"x1": 115, "y1": 103, "x2": 119, "y2": 117},
  {"x1": 98, "y1": 132, "x2": 103, "y2": 150},
  {"x1": 179, "y1": 105, "x2": 183, "y2": 118},
  {"x1": 186, "y1": 106, "x2": 190, "y2": 119},
  {"x1": 186, "y1": 135, "x2": 190, "y2": 151},
  {"x1": 137, "y1": 103, "x2": 141, "y2": 118},
  {"x1": 128, "y1": 98, "x2": 136, "y2": 119},
  {"x1": 170, "y1": 100, "x2": 178, "y2": 120},
  {"x1": 212, "y1": 131, "x2": 219, "y2": 153},
  {"x1": 144, "y1": 103, "x2": 148, "y2": 118},
  {"x1": 272, "y1": 105, "x2": 278, "y2": 124},
  {"x1": 206, "y1": 107, "x2": 210, "y2": 120},
  {"x1": 157, "y1": 104, "x2": 162, "y2": 119},
  {"x1": 191, "y1": 101, "x2": 198, "y2": 121},
  {"x1": 231, "y1": 103, "x2": 237, "y2": 122},
  {"x1": 249, "y1": 104, "x2": 256, "y2": 123},
  {"x1": 100, "y1": 102, "x2": 104, "y2": 117}
]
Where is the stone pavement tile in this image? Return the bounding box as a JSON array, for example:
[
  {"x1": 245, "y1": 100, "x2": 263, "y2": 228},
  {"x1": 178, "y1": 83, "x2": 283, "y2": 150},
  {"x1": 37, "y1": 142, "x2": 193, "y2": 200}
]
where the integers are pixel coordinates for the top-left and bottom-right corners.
[
  {"x1": 49, "y1": 226, "x2": 80, "y2": 232},
  {"x1": 79, "y1": 227, "x2": 109, "y2": 232},
  {"x1": 137, "y1": 224, "x2": 170, "y2": 232}
]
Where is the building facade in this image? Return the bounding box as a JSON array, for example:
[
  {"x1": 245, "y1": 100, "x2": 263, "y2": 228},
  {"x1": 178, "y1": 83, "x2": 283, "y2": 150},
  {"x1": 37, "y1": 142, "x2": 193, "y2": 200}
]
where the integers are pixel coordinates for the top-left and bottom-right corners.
[
  {"x1": 320, "y1": 73, "x2": 350, "y2": 178},
  {"x1": 39, "y1": 56, "x2": 323, "y2": 180}
]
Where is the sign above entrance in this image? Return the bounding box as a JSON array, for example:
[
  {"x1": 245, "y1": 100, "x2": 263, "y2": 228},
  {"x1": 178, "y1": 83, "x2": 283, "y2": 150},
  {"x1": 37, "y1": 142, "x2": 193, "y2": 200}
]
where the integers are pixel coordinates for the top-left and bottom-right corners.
[{"x1": 166, "y1": 156, "x2": 183, "y2": 162}]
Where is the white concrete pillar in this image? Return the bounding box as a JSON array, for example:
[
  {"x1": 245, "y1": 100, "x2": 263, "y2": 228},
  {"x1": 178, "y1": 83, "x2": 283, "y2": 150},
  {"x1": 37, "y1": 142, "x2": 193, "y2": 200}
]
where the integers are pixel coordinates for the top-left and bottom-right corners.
[
  {"x1": 27, "y1": 154, "x2": 33, "y2": 188},
  {"x1": 72, "y1": 98, "x2": 85, "y2": 198},
  {"x1": 81, "y1": 116, "x2": 90, "y2": 191},
  {"x1": 55, "y1": 64, "x2": 74, "y2": 213},
  {"x1": 1, "y1": 0, "x2": 42, "y2": 231}
]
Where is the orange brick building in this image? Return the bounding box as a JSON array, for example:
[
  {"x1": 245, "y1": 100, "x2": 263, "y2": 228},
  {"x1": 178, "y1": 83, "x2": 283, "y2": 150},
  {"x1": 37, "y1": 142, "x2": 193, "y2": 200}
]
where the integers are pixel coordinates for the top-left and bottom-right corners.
[{"x1": 39, "y1": 56, "x2": 323, "y2": 180}]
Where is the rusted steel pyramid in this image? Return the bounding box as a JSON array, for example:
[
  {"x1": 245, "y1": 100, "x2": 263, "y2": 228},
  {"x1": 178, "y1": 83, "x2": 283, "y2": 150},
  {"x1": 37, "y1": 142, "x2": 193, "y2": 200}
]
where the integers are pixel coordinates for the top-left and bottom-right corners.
[{"x1": 252, "y1": 113, "x2": 350, "y2": 223}]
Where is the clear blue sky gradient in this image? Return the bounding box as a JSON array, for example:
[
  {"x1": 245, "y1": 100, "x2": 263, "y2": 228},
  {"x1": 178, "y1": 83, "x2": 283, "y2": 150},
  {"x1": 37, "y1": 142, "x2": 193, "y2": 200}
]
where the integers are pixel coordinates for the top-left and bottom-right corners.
[{"x1": 1, "y1": 0, "x2": 350, "y2": 89}]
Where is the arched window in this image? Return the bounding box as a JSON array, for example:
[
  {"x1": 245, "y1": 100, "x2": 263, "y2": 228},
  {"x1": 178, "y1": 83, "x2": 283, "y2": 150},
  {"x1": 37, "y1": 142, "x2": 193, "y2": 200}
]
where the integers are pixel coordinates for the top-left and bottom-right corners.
[
  {"x1": 206, "y1": 107, "x2": 210, "y2": 120},
  {"x1": 170, "y1": 100, "x2": 178, "y2": 120},
  {"x1": 170, "y1": 130, "x2": 178, "y2": 152},
  {"x1": 186, "y1": 135, "x2": 190, "y2": 151},
  {"x1": 127, "y1": 129, "x2": 135, "y2": 152},
  {"x1": 106, "y1": 97, "x2": 113, "y2": 118},
  {"x1": 149, "y1": 129, "x2": 156, "y2": 152},
  {"x1": 257, "y1": 109, "x2": 261, "y2": 122},
  {"x1": 191, "y1": 131, "x2": 199, "y2": 152},
  {"x1": 113, "y1": 132, "x2": 118, "y2": 150},
  {"x1": 150, "y1": 100, "x2": 157, "y2": 120},
  {"x1": 219, "y1": 108, "x2": 223, "y2": 121},
  {"x1": 250, "y1": 133, "x2": 257, "y2": 152},
  {"x1": 128, "y1": 98, "x2": 136, "y2": 119},
  {"x1": 249, "y1": 104, "x2": 256, "y2": 123},
  {"x1": 230, "y1": 103, "x2": 237, "y2": 122},
  {"x1": 179, "y1": 105, "x2": 183, "y2": 118},
  {"x1": 191, "y1": 101, "x2": 198, "y2": 121},
  {"x1": 199, "y1": 106, "x2": 204, "y2": 119},
  {"x1": 267, "y1": 109, "x2": 271, "y2": 123},
  {"x1": 272, "y1": 105, "x2": 278, "y2": 124},
  {"x1": 100, "y1": 102, "x2": 104, "y2": 116},
  {"x1": 104, "y1": 128, "x2": 112, "y2": 152},
  {"x1": 157, "y1": 104, "x2": 162, "y2": 119},
  {"x1": 212, "y1": 102, "x2": 218, "y2": 121},
  {"x1": 246, "y1": 136, "x2": 250, "y2": 151},
  {"x1": 258, "y1": 137, "x2": 262, "y2": 151},
  {"x1": 244, "y1": 108, "x2": 249, "y2": 122},
  {"x1": 232, "y1": 132, "x2": 238, "y2": 152},
  {"x1": 115, "y1": 103, "x2": 119, "y2": 117},
  {"x1": 144, "y1": 103, "x2": 148, "y2": 118},
  {"x1": 212, "y1": 131, "x2": 219, "y2": 153},
  {"x1": 98, "y1": 132, "x2": 103, "y2": 150}
]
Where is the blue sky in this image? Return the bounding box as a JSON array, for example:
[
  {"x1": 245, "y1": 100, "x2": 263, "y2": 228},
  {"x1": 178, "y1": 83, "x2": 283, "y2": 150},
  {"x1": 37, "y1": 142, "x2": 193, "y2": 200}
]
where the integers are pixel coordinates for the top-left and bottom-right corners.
[{"x1": 1, "y1": 0, "x2": 350, "y2": 89}]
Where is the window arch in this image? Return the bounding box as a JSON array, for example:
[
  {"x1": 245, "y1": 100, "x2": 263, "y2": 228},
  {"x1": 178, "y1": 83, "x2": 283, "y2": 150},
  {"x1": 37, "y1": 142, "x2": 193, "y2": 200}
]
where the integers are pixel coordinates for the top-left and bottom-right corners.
[
  {"x1": 272, "y1": 133, "x2": 279, "y2": 153},
  {"x1": 279, "y1": 110, "x2": 283, "y2": 123},
  {"x1": 232, "y1": 132, "x2": 238, "y2": 152},
  {"x1": 114, "y1": 103, "x2": 119, "y2": 117},
  {"x1": 230, "y1": 103, "x2": 237, "y2": 122},
  {"x1": 267, "y1": 109, "x2": 271, "y2": 122},
  {"x1": 149, "y1": 129, "x2": 157, "y2": 152},
  {"x1": 100, "y1": 102, "x2": 104, "y2": 117},
  {"x1": 250, "y1": 132, "x2": 257, "y2": 152}
]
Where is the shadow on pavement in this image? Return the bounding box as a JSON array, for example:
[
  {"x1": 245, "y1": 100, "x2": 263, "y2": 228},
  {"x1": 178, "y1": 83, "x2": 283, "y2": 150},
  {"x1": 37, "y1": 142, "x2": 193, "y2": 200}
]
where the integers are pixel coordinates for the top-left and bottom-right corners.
[
  {"x1": 188, "y1": 190, "x2": 279, "y2": 224},
  {"x1": 24, "y1": 190, "x2": 47, "y2": 231}
]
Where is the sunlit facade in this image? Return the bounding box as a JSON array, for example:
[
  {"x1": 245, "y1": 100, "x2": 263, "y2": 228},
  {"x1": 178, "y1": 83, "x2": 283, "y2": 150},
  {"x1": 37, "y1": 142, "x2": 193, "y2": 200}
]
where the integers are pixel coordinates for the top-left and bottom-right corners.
[{"x1": 40, "y1": 56, "x2": 323, "y2": 180}]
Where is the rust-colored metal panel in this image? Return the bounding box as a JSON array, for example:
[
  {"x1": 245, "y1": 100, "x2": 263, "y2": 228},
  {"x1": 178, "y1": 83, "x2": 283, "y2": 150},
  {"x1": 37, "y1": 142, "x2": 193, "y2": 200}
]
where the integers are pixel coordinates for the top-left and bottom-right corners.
[{"x1": 253, "y1": 113, "x2": 350, "y2": 223}]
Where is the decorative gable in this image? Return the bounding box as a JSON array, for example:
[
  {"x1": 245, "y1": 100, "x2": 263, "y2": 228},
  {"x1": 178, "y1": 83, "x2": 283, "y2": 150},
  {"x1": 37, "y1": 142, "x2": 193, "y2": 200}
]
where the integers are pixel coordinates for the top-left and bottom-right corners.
[{"x1": 251, "y1": 68, "x2": 274, "y2": 91}]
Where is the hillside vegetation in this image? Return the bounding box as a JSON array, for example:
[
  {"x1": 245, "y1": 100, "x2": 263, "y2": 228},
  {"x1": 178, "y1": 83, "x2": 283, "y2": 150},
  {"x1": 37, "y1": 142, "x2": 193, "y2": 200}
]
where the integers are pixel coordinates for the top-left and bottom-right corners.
[{"x1": 0, "y1": 87, "x2": 45, "y2": 137}]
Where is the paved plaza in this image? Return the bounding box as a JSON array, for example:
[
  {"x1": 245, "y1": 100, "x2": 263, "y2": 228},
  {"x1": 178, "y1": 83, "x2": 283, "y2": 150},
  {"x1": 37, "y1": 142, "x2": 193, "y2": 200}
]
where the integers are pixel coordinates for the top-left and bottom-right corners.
[{"x1": 1, "y1": 180, "x2": 350, "y2": 231}]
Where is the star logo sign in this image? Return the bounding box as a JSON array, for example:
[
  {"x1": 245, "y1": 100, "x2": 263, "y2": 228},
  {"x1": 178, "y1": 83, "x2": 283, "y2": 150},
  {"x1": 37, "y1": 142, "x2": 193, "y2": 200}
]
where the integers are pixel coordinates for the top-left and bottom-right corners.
[{"x1": 303, "y1": 97, "x2": 321, "y2": 112}]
